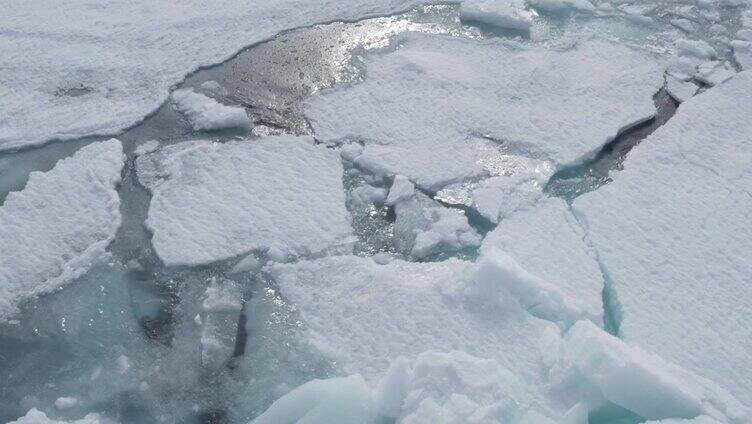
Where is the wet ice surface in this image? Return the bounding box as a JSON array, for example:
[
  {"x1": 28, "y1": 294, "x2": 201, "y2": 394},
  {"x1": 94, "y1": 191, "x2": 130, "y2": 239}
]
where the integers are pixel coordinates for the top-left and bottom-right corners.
[{"x1": 2, "y1": 1, "x2": 752, "y2": 423}]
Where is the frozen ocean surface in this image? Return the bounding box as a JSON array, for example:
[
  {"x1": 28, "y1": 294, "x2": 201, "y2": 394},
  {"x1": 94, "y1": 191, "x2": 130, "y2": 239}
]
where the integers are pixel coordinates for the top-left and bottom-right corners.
[{"x1": 1, "y1": 0, "x2": 752, "y2": 423}]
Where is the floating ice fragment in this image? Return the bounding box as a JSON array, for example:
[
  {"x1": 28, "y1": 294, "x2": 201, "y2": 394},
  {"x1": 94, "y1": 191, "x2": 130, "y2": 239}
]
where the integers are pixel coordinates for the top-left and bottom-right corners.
[
  {"x1": 134, "y1": 139, "x2": 160, "y2": 157},
  {"x1": 349, "y1": 185, "x2": 387, "y2": 208},
  {"x1": 231, "y1": 254, "x2": 262, "y2": 274},
  {"x1": 385, "y1": 175, "x2": 415, "y2": 206},
  {"x1": 137, "y1": 136, "x2": 353, "y2": 266},
  {"x1": 54, "y1": 397, "x2": 78, "y2": 410},
  {"x1": 200, "y1": 277, "x2": 242, "y2": 370},
  {"x1": 676, "y1": 39, "x2": 717, "y2": 60},
  {"x1": 671, "y1": 19, "x2": 696, "y2": 33},
  {"x1": 694, "y1": 61, "x2": 736, "y2": 86},
  {"x1": 527, "y1": 0, "x2": 595, "y2": 13},
  {"x1": 0, "y1": 139, "x2": 124, "y2": 322},
  {"x1": 460, "y1": 0, "x2": 533, "y2": 31},
  {"x1": 731, "y1": 40, "x2": 752, "y2": 69},
  {"x1": 665, "y1": 74, "x2": 699, "y2": 103},
  {"x1": 198, "y1": 80, "x2": 227, "y2": 98},
  {"x1": 170, "y1": 88, "x2": 251, "y2": 131},
  {"x1": 8, "y1": 409, "x2": 110, "y2": 424}
]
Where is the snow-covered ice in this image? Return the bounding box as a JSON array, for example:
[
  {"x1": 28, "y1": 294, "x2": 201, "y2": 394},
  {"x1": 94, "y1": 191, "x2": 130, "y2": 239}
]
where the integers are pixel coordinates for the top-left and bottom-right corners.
[
  {"x1": 137, "y1": 135, "x2": 354, "y2": 266},
  {"x1": 0, "y1": 139, "x2": 124, "y2": 322},
  {"x1": 170, "y1": 89, "x2": 252, "y2": 131},
  {"x1": 665, "y1": 74, "x2": 699, "y2": 103},
  {"x1": 268, "y1": 256, "x2": 563, "y2": 417},
  {"x1": 305, "y1": 34, "x2": 664, "y2": 190},
  {"x1": 8, "y1": 409, "x2": 110, "y2": 424},
  {"x1": 732, "y1": 40, "x2": 752, "y2": 69},
  {"x1": 573, "y1": 70, "x2": 752, "y2": 409},
  {"x1": 0, "y1": 0, "x2": 435, "y2": 151}
]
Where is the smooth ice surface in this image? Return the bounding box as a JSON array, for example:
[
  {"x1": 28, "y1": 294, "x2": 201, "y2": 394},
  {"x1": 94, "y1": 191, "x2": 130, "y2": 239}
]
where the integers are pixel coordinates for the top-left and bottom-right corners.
[
  {"x1": 269, "y1": 256, "x2": 562, "y2": 417},
  {"x1": 573, "y1": 70, "x2": 752, "y2": 410},
  {"x1": 0, "y1": 139, "x2": 123, "y2": 322},
  {"x1": 460, "y1": 0, "x2": 533, "y2": 30},
  {"x1": 665, "y1": 74, "x2": 699, "y2": 103},
  {"x1": 170, "y1": 89, "x2": 252, "y2": 131},
  {"x1": 251, "y1": 375, "x2": 376, "y2": 424},
  {"x1": 0, "y1": 0, "x2": 436, "y2": 151},
  {"x1": 137, "y1": 135, "x2": 353, "y2": 266},
  {"x1": 305, "y1": 34, "x2": 664, "y2": 190},
  {"x1": 479, "y1": 197, "x2": 604, "y2": 326}
]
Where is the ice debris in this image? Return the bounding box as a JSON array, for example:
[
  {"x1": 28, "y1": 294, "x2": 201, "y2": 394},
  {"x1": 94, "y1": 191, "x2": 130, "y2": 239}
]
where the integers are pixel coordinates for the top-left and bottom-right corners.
[
  {"x1": 171, "y1": 88, "x2": 252, "y2": 131},
  {"x1": 460, "y1": 0, "x2": 533, "y2": 31},
  {"x1": 8, "y1": 409, "x2": 111, "y2": 424}
]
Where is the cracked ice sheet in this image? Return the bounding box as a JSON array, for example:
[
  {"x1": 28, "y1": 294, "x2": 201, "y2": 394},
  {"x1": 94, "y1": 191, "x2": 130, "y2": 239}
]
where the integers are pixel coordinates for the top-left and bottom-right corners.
[
  {"x1": 268, "y1": 256, "x2": 564, "y2": 418},
  {"x1": 479, "y1": 197, "x2": 604, "y2": 326},
  {"x1": 305, "y1": 33, "x2": 664, "y2": 191},
  {"x1": 0, "y1": 139, "x2": 124, "y2": 322},
  {"x1": 573, "y1": 70, "x2": 752, "y2": 409},
  {"x1": 0, "y1": 0, "x2": 434, "y2": 151},
  {"x1": 137, "y1": 135, "x2": 353, "y2": 267}
]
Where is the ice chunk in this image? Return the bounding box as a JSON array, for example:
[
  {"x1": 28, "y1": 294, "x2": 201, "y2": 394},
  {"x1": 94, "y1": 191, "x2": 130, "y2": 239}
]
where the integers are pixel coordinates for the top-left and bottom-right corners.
[
  {"x1": 137, "y1": 136, "x2": 353, "y2": 266},
  {"x1": 200, "y1": 277, "x2": 242, "y2": 370},
  {"x1": 552, "y1": 321, "x2": 748, "y2": 422},
  {"x1": 54, "y1": 397, "x2": 78, "y2": 410},
  {"x1": 644, "y1": 416, "x2": 722, "y2": 424},
  {"x1": 694, "y1": 61, "x2": 736, "y2": 86},
  {"x1": 0, "y1": 0, "x2": 436, "y2": 151},
  {"x1": 392, "y1": 192, "x2": 480, "y2": 258},
  {"x1": 676, "y1": 39, "x2": 717, "y2": 60},
  {"x1": 170, "y1": 88, "x2": 251, "y2": 131},
  {"x1": 8, "y1": 409, "x2": 110, "y2": 424},
  {"x1": 230, "y1": 253, "x2": 262, "y2": 274},
  {"x1": 306, "y1": 35, "x2": 664, "y2": 190},
  {"x1": 665, "y1": 74, "x2": 698, "y2": 103},
  {"x1": 197, "y1": 80, "x2": 227, "y2": 98},
  {"x1": 479, "y1": 197, "x2": 604, "y2": 326},
  {"x1": 732, "y1": 40, "x2": 752, "y2": 70},
  {"x1": 527, "y1": 0, "x2": 595, "y2": 13},
  {"x1": 460, "y1": 0, "x2": 533, "y2": 31},
  {"x1": 349, "y1": 185, "x2": 387, "y2": 208},
  {"x1": 134, "y1": 139, "x2": 160, "y2": 157},
  {"x1": 250, "y1": 375, "x2": 376, "y2": 424},
  {"x1": 385, "y1": 175, "x2": 415, "y2": 206},
  {"x1": 268, "y1": 256, "x2": 561, "y2": 413},
  {"x1": 573, "y1": 70, "x2": 752, "y2": 410},
  {"x1": 0, "y1": 139, "x2": 124, "y2": 322},
  {"x1": 670, "y1": 19, "x2": 696, "y2": 33}
]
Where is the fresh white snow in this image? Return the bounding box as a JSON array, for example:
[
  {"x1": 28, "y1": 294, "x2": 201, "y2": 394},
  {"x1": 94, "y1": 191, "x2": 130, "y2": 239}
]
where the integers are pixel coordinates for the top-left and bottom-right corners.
[
  {"x1": 0, "y1": 139, "x2": 124, "y2": 322},
  {"x1": 137, "y1": 135, "x2": 354, "y2": 266}
]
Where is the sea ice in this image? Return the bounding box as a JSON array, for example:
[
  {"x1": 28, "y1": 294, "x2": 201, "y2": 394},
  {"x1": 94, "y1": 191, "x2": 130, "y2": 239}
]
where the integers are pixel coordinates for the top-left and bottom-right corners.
[
  {"x1": 305, "y1": 34, "x2": 664, "y2": 191},
  {"x1": 478, "y1": 197, "x2": 604, "y2": 326},
  {"x1": 550, "y1": 321, "x2": 747, "y2": 422},
  {"x1": 170, "y1": 89, "x2": 252, "y2": 131},
  {"x1": 527, "y1": 0, "x2": 595, "y2": 13},
  {"x1": 268, "y1": 256, "x2": 563, "y2": 416},
  {"x1": 0, "y1": 0, "x2": 435, "y2": 151},
  {"x1": 0, "y1": 139, "x2": 124, "y2": 322},
  {"x1": 460, "y1": 0, "x2": 534, "y2": 31},
  {"x1": 676, "y1": 39, "x2": 717, "y2": 60},
  {"x1": 694, "y1": 61, "x2": 736, "y2": 86},
  {"x1": 200, "y1": 277, "x2": 242, "y2": 371},
  {"x1": 137, "y1": 135, "x2": 353, "y2": 266},
  {"x1": 665, "y1": 74, "x2": 699, "y2": 103},
  {"x1": 573, "y1": 70, "x2": 752, "y2": 409},
  {"x1": 732, "y1": 40, "x2": 752, "y2": 69}
]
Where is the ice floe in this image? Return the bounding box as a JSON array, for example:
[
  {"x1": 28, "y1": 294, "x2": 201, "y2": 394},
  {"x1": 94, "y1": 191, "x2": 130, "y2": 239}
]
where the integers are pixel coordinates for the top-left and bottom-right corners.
[
  {"x1": 8, "y1": 409, "x2": 111, "y2": 424},
  {"x1": 573, "y1": 70, "x2": 752, "y2": 410},
  {"x1": 0, "y1": 0, "x2": 435, "y2": 151},
  {"x1": 305, "y1": 34, "x2": 664, "y2": 191},
  {"x1": 0, "y1": 139, "x2": 124, "y2": 322},
  {"x1": 137, "y1": 135, "x2": 353, "y2": 266},
  {"x1": 170, "y1": 89, "x2": 252, "y2": 131},
  {"x1": 460, "y1": 0, "x2": 534, "y2": 31}
]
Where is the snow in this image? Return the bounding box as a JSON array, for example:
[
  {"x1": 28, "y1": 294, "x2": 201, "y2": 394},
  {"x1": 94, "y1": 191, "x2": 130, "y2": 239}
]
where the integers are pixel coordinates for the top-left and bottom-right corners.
[
  {"x1": 136, "y1": 135, "x2": 354, "y2": 266},
  {"x1": 230, "y1": 254, "x2": 262, "y2": 274},
  {"x1": 478, "y1": 197, "x2": 604, "y2": 326},
  {"x1": 349, "y1": 185, "x2": 387, "y2": 208},
  {"x1": 268, "y1": 256, "x2": 562, "y2": 416},
  {"x1": 8, "y1": 409, "x2": 109, "y2": 424},
  {"x1": 170, "y1": 89, "x2": 252, "y2": 131},
  {"x1": 0, "y1": 0, "x2": 435, "y2": 151},
  {"x1": 54, "y1": 397, "x2": 78, "y2": 410},
  {"x1": 460, "y1": 0, "x2": 533, "y2": 31},
  {"x1": 305, "y1": 34, "x2": 664, "y2": 190},
  {"x1": 0, "y1": 139, "x2": 124, "y2": 322},
  {"x1": 550, "y1": 321, "x2": 748, "y2": 422},
  {"x1": 694, "y1": 61, "x2": 736, "y2": 86},
  {"x1": 573, "y1": 70, "x2": 752, "y2": 410},
  {"x1": 527, "y1": 0, "x2": 595, "y2": 13}
]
